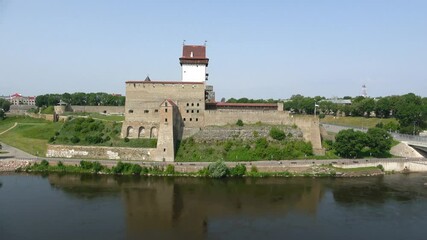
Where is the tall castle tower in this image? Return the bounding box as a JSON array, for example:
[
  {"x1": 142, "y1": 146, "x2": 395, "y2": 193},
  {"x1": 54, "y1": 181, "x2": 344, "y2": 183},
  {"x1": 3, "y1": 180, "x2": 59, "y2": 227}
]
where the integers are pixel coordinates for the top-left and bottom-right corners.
[{"x1": 179, "y1": 44, "x2": 209, "y2": 82}]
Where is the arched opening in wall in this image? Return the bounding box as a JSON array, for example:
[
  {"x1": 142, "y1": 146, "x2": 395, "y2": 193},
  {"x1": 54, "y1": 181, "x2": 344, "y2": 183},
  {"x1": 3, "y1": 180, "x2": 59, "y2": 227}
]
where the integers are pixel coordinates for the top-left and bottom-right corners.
[
  {"x1": 127, "y1": 126, "x2": 134, "y2": 138},
  {"x1": 150, "y1": 127, "x2": 158, "y2": 138},
  {"x1": 138, "y1": 127, "x2": 145, "y2": 138}
]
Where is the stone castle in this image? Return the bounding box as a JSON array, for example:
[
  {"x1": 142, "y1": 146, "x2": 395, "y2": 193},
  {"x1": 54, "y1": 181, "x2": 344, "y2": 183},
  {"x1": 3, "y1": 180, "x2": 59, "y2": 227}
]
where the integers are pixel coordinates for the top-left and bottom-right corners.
[{"x1": 121, "y1": 44, "x2": 323, "y2": 161}]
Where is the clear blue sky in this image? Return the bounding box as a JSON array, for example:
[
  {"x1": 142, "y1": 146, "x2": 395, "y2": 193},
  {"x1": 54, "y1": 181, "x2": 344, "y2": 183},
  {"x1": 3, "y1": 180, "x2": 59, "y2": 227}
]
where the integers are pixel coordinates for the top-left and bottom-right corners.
[{"x1": 1, "y1": 0, "x2": 426, "y2": 99}]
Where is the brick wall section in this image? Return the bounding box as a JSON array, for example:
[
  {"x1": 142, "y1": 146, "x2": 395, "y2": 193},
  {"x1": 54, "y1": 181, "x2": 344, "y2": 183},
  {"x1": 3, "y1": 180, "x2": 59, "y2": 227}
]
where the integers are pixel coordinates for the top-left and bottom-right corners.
[{"x1": 46, "y1": 144, "x2": 158, "y2": 161}]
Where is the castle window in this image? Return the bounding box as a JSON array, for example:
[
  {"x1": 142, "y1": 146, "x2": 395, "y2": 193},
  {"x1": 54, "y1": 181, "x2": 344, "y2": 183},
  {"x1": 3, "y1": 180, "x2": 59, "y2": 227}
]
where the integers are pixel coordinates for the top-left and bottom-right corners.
[
  {"x1": 196, "y1": 118, "x2": 198, "y2": 121},
  {"x1": 165, "y1": 118, "x2": 167, "y2": 122},
  {"x1": 191, "y1": 103, "x2": 194, "y2": 106},
  {"x1": 191, "y1": 110, "x2": 194, "y2": 113},
  {"x1": 183, "y1": 118, "x2": 186, "y2": 121},
  {"x1": 197, "y1": 110, "x2": 199, "y2": 113},
  {"x1": 187, "y1": 103, "x2": 189, "y2": 106},
  {"x1": 190, "y1": 118, "x2": 192, "y2": 121},
  {"x1": 163, "y1": 148, "x2": 166, "y2": 152},
  {"x1": 165, "y1": 109, "x2": 168, "y2": 113},
  {"x1": 165, "y1": 102, "x2": 168, "y2": 107},
  {"x1": 186, "y1": 110, "x2": 189, "y2": 113},
  {"x1": 144, "y1": 110, "x2": 149, "y2": 113},
  {"x1": 154, "y1": 109, "x2": 158, "y2": 113},
  {"x1": 129, "y1": 110, "x2": 134, "y2": 113},
  {"x1": 197, "y1": 103, "x2": 199, "y2": 107}
]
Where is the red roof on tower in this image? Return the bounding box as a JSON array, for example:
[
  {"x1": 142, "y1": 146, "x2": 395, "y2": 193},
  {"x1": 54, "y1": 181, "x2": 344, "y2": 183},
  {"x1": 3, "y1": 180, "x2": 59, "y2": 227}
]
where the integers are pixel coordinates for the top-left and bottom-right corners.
[{"x1": 179, "y1": 45, "x2": 209, "y2": 66}]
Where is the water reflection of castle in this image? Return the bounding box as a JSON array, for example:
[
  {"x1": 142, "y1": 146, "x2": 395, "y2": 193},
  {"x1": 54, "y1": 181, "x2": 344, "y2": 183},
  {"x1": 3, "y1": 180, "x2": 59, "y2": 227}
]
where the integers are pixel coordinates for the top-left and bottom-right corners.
[{"x1": 48, "y1": 175, "x2": 324, "y2": 239}]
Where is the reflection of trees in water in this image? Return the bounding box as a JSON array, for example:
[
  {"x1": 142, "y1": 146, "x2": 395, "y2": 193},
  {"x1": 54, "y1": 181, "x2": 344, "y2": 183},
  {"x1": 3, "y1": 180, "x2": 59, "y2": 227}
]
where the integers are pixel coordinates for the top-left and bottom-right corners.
[{"x1": 332, "y1": 176, "x2": 423, "y2": 204}]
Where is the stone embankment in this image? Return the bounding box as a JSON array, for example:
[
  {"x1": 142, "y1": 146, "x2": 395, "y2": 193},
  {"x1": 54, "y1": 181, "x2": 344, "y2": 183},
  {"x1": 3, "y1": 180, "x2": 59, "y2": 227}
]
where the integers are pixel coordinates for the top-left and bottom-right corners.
[{"x1": 0, "y1": 159, "x2": 34, "y2": 172}]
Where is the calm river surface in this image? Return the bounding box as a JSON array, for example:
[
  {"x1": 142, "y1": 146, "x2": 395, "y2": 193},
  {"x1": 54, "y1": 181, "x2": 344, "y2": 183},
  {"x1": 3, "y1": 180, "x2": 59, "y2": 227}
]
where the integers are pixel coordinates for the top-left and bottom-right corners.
[{"x1": 1, "y1": 173, "x2": 427, "y2": 240}]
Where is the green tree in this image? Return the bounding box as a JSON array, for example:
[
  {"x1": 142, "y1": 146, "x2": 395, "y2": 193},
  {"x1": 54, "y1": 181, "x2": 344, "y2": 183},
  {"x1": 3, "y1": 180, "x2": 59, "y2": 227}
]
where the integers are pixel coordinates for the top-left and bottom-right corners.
[
  {"x1": 366, "y1": 128, "x2": 393, "y2": 157},
  {"x1": 394, "y1": 93, "x2": 424, "y2": 133},
  {"x1": 375, "y1": 97, "x2": 391, "y2": 118},
  {"x1": 0, "y1": 109, "x2": 5, "y2": 120},
  {"x1": 0, "y1": 99, "x2": 11, "y2": 112},
  {"x1": 334, "y1": 129, "x2": 367, "y2": 158}
]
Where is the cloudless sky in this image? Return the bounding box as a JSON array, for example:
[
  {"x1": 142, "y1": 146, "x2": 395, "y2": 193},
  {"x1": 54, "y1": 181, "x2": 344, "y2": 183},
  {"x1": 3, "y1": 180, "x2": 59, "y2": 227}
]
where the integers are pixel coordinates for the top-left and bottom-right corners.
[{"x1": 1, "y1": 0, "x2": 426, "y2": 99}]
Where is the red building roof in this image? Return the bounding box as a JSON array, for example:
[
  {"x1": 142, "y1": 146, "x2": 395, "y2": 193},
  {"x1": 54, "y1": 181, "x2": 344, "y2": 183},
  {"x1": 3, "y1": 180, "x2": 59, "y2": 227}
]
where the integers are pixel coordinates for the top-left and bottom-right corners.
[
  {"x1": 179, "y1": 45, "x2": 209, "y2": 66},
  {"x1": 181, "y1": 45, "x2": 207, "y2": 59}
]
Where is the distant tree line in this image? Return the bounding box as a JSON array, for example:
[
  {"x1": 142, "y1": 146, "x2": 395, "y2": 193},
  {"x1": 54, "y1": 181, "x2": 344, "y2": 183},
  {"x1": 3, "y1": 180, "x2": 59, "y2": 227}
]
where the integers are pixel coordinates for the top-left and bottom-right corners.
[
  {"x1": 227, "y1": 93, "x2": 427, "y2": 134},
  {"x1": 35, "y1": 92, "x2": 125, "y2": 107}
]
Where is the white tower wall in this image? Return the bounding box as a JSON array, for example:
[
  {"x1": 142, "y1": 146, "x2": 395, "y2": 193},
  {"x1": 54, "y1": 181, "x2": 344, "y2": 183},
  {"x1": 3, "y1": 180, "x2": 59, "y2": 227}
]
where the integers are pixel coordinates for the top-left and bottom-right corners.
[{"x1": 182, "y1": 64, "x2": 206, "y2": 82}]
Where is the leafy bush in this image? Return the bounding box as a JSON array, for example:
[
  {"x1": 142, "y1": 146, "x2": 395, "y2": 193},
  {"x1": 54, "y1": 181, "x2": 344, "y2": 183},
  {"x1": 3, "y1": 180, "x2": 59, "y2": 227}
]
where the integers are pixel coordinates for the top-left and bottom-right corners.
[
  {"x1": 236, "y1": 119, "x2": 244, "y2": 126},
  {"x1": 124, "y1": 137, "x2": 130, "y2": 142},
  {"x1": 40, "y1": 160, "x2": 49, "y2": 167},
  {"x1": 165, "y1": 164, "x2": 175, "y2": 174},
  {"x1": 207, "y1": 161, "x2": 229, "y2": 178},
  {"x1": 70, "y1": 136, "x2": 80, "y2": 144},
  {"x1": 130, "y1": 164, "x2": 142, "y2": 175},
  {"x1": 229, "y1": 164, "x2": 246, "y2": 177},
  {"x1": 250, "y1": 165, "x2": 258, "y2": 173},
  {"x1": 270, "y1": 127, "x2": 286, "y2": 140}
]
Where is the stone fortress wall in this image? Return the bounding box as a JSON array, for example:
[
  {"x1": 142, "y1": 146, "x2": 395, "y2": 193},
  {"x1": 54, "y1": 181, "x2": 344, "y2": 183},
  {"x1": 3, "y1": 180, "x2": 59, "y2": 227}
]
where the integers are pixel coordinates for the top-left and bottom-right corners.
[{"x1": 121, "y1": 81, "x2": 206, "y2": 139}]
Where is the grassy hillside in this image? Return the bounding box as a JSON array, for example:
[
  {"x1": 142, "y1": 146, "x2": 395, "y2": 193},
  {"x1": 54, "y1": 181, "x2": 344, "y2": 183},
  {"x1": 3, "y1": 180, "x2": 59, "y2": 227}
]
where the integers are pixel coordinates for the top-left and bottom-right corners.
[
  {"x1": 176, "y1": 137, "x2": 313, "y2": 162},
  {"x1": 52, "y1": 117, "x2": 156, "y2": 148},
  {"x1": 320, "y1": 116, "x2": 398, "y2": 129},
  {"x1": 0, "y1": 116, "x2": 62, "y2": 156}
]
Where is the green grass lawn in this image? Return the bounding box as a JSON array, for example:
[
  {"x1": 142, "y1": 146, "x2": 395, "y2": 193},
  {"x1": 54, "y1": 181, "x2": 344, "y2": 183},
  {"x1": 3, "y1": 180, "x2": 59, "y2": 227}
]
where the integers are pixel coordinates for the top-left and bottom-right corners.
[
  {"x1": 0, "y1": 116, "x2": 62, "y2": 156},
  {"x1": 320, "y1": 115, "x2": 398, "y2": 128}
]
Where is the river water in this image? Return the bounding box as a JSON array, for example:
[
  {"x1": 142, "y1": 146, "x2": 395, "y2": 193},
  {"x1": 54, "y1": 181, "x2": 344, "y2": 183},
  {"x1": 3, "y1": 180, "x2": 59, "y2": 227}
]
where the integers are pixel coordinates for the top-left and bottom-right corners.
[{"x1": 1, "y1": 173, "x2": 427, "y2": 240}]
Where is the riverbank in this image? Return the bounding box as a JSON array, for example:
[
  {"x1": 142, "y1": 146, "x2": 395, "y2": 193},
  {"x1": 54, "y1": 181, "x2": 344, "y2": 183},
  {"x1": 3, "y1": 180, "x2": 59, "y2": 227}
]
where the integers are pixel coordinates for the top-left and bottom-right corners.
[
  {"x1": 0, "y1": 158, "x2": 386, "y2": 178},
  {"x1": 0, "y1": 159, "x2": 33, "y2": 172}
]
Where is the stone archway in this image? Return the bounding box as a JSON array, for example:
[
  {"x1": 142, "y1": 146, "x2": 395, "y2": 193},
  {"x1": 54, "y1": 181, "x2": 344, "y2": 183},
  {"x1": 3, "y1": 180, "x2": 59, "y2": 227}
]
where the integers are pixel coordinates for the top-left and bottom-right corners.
[
  {"x1": 150, "y1": 127, "x2": 158, "y2": 138},
  {"x1": 138, "y1": 127, "x2": 145, "y2": 138},
  {"x1": 127, "y1": 126, "x2": 134, "y2": 138}
]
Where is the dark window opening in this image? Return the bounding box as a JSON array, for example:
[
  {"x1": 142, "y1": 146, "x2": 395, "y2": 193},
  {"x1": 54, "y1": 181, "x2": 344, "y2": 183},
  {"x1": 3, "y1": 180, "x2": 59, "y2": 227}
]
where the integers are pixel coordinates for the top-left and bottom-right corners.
[
  {"x1": 163, "y1": 148, "x2": 166, "y2": 152},
  {"x1": 165, "y1": 109, "x2": 168, "y2": 113},
  {"x1": 191, "y1": 103, "x2": 194, "y2": 106},
  {"x1": 165, "y1": 118, "x2": 168, "y2": 122},
  {"x1": 190, "y1": 118, "x2": 192, "y2": 121},
  {"x1": 197, "y1": 103, "x2": 199, "y2": 106},
  {"x1": 183, "y1": 118, "x2": 186, "y2": 121},
  {"x1": 196, "y1": 118, "x2": 198, "y2": 121},
  {"x1": 144, "y1": 110, "x2": 149, "y2": 113},
  {"x1": 129, "y1": 110, "x2": 134, "y2": 113},
  {"x1": 186, "y1": 103, "x2": 189, "y2": 106},
  {"x1": 154, "y1": 109, "x2": 158, "y2": 113},
  {"x1": 197, "y1": 110, "x2": 199, "y2": 113},
  {"x1": 191, "y1": 110, "x2": 194, "y2": 113},
  {"x1": 186, "y1": 110, "x2": 189, "y2": 113}
]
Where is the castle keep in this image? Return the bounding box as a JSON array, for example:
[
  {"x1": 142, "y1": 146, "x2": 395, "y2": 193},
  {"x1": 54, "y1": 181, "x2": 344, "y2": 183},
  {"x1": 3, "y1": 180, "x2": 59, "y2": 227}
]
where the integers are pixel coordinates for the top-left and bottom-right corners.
[{"x1": 121, "y1": 44, "x2": 323, "y2": 161}]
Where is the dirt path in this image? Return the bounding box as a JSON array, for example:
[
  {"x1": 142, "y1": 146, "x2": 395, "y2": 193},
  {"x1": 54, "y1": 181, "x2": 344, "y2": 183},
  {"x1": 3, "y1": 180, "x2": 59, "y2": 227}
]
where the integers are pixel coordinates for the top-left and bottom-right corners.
[{"x1": 0, "y1": 122, "x2": 18, "y2": 135}]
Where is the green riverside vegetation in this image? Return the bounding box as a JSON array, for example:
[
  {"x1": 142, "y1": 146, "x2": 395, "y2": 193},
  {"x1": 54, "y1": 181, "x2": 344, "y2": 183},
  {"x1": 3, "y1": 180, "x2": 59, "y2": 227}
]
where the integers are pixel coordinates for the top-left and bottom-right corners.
[
  {"x1": 22, "y1": 160, "x2": 384, "y2": 178},
  {"x1": 175, "y1": 136, "x2": 313, "y2": 162}
]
